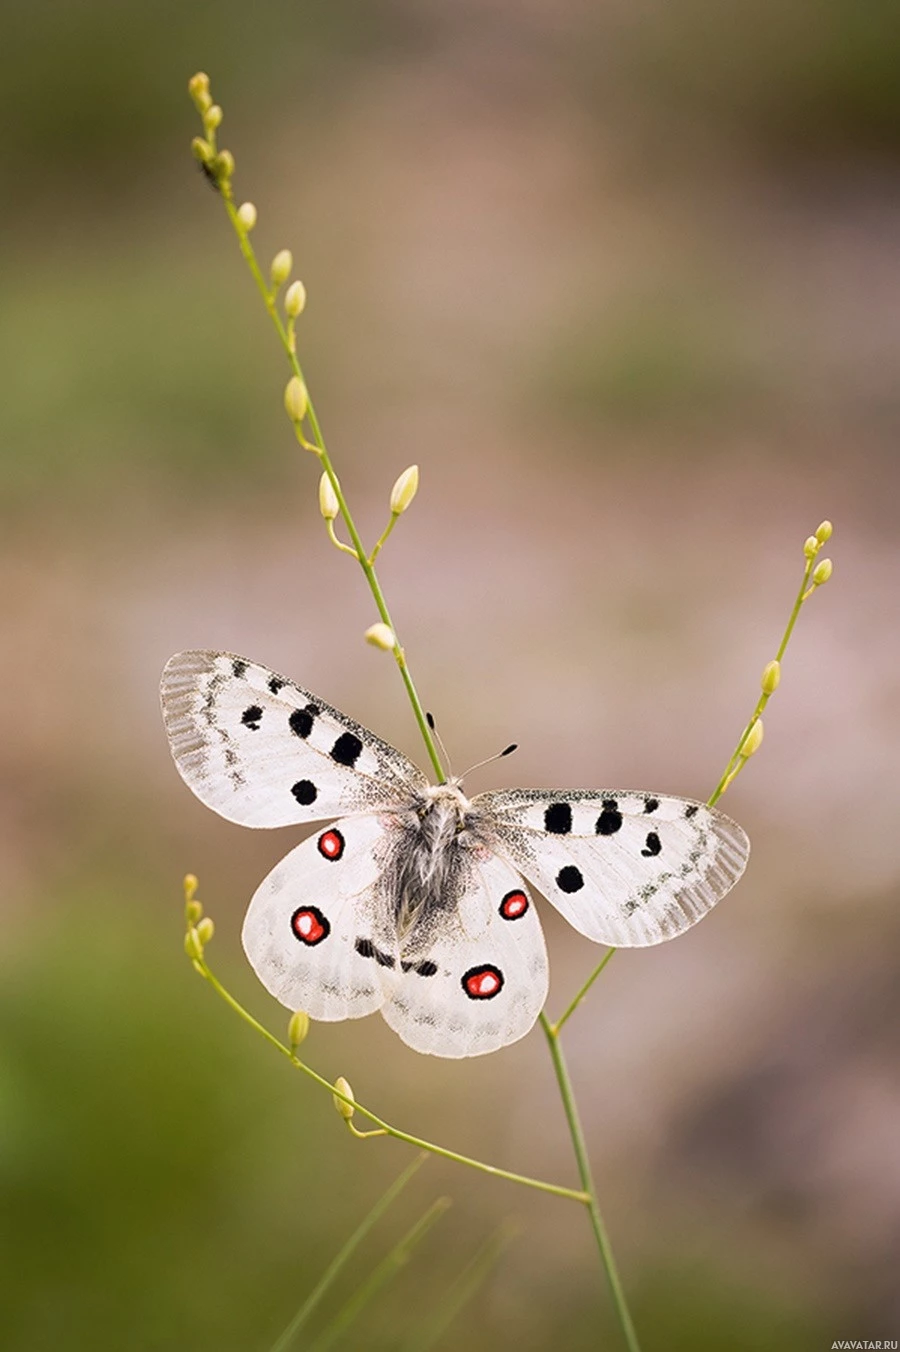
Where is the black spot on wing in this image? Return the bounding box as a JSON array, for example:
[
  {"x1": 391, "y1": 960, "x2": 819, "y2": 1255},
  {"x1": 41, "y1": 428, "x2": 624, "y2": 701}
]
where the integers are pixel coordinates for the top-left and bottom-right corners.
[
  {"x1": 331, "y1": 731, "x2": 363, "y2": 768},
  {"x1": 643, "y1": 797, "x2": 659, "y2": 814},
  {"x1": 291, "y1": 779, "x2": 317, "y2": 805},
  {"x1": 596, "y1": 799, "x2": 623, "y2": 835},
  {"x1": 289, "y1": 704, "x2": 319, "y2": 739},
  {"x1": 355, "y1": 936, "x2": 395, "y2": 968},
  {"x1": 641, "y1": 831, "x2": 662, "y2": 857},
  {"x1": 544, "y1": 802, "x2": 572, "y2": 834},
  {"x1": 685, "y1": 804, "x2": 699, "y2": 818},
  {"x1": 556, "y1": 865, "x2": 584, "y2": 893},
  {"x1": 231, "y1": 659, "x2": 248, "y2": 678},
  {"x1": 241, "y1": 704, "x2": 263, "y2": 731},
  {"x1": 268, "y1": 676, "x2": 286, "y2": 695}
]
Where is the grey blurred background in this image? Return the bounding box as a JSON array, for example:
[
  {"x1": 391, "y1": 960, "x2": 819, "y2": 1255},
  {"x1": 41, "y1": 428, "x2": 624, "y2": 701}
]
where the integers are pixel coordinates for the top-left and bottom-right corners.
[{"x1": 1, "y1": 2, "x2": 898, "y2": 1349}]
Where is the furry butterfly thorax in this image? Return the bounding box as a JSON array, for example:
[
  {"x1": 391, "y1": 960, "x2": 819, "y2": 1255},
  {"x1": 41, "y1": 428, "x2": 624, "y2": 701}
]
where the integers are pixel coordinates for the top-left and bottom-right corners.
[{"x1": 161, "y1": 650, "x2": 750, "y2": 1058}]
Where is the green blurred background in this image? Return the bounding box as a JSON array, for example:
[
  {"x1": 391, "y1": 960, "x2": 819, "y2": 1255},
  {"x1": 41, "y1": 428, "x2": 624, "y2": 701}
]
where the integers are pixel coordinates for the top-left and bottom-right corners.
[{"x1": 2, "y1": 2, "x2": 898, "y2": 1348}]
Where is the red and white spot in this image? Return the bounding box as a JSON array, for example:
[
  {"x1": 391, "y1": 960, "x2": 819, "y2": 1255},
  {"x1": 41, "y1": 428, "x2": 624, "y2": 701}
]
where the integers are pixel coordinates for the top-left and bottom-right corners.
[
  {"x1": 462, "y1": 964, "x2": 504, "y2": 1000},
  {"x1": 317, "y1": 829, "x2": 345, "y2": 861},
  {"x1": 499, "y1": 889, "x2": 528, "y2": 920},
  {"x1": 291, "y1": 906, "x2": 330, "y2": 946}
]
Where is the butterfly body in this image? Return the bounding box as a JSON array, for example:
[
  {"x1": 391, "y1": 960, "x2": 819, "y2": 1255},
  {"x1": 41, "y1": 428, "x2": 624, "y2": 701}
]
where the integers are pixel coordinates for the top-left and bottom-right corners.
[{"x1": 162, "y1": 650, "x2": 750, "y2": 1057}]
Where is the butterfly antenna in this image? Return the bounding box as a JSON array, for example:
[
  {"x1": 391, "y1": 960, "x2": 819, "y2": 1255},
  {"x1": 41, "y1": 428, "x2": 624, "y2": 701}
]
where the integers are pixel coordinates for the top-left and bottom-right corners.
[
  {"x1": 461, "y1": 742, "x2": 518, "y2": 781},
  {"x1": 426, "y1": 711, "x2": 454, "y2": 779}
]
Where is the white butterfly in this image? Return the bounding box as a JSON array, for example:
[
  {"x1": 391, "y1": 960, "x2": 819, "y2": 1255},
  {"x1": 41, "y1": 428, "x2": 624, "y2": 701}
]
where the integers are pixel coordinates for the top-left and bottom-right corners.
[{"x1": 161, "y1": 650, "x2": 750, "y2": 1058}]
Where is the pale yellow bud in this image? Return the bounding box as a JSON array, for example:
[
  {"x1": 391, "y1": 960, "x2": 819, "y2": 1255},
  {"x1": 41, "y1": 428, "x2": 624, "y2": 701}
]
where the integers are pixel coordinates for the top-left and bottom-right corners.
[
  {"x1": 389, "y1": 464, "x2": 419, "y2": 515},
  {"x1": 318, "y1": 472, "x2": 339, "y2": 521},
  {"x1": 284, "y1": 376, "x2": 308, "y2": 423},
  {"x1": 213, "y1": 149, "x2": 234, "y2": 179},
  {"x1": 186, "y1": 899, "x2": 203, "y2": 925},
  {"x1": 803, "y1": 536, "x2": 819, "y2": 559},
  {"x1": 365, "y1": 623, "x2": 396, "y2": 651},
  {"x1": 183, "y1": 873, "x2": 199, "y2": 904},
  {"x1": 284, "y1": 280, "x2": 307, "y2": 317},
  {"x1": 740, "y1": 719, "x2": 764, "y2": 758},
  {"x1": 196, "y1": 917, "x2": 215, "y2": 946},
  {"x1": 270, "y1": 249, "x2": 293, "y2": 288},
  {"x1": 191, "y1": 137, "x2": 213, "y2": 164},
  {"x1": 236, "y1": 201, "x2": 257, "y2": 232},
  {"x1": 188, "y1": 72, "x2": 212, "y2": 111},
  {"x1": 812, "y1": 558, "x2": 833, "y2": 587},
  {"x1": 184, "y1": 927, "x2": 203, "y2": 961},
  {"x1": 332, "y1": 1076, "x2": 355, "y2": 1120},
  {"x1": 815, "y1": 520, "x2": 833, "y2": 543},
  {"x1": 760, "y1": 660, "x2": 781, "y2": 694},
  {"x1": 288, "y1": 1010, "x2": 310, "y2": 1047},
  {"x1": 205, "y1": 104, "x2": 223, "y2": 130}
]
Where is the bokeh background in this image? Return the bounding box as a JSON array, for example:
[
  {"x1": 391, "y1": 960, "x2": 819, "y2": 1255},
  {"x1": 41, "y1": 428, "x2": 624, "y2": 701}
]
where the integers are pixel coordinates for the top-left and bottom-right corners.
[{"x1": 2, "y1": 3, "x2": 899, "y2": 1349}]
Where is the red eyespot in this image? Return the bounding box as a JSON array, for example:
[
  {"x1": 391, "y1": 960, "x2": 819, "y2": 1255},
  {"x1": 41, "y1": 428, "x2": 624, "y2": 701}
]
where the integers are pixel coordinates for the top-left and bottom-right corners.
[
  {"x1": 317, "y1": 829, "x2": 345, "y2": 861},
  {"x1": 291, "y1": 906, "x2": 330, "y2": 946},
  {"x1": 462, "y1": 964, "x2": 504, "y2": 1000},
  {"x1": 499, "y1": 889, "x2": 528, "y2": 920}
]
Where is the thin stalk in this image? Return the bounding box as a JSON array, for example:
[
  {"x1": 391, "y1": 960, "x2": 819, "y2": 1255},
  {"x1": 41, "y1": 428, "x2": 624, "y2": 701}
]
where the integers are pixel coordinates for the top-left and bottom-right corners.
[
  {"x1": 539, "y1": 1013, "x2": 642, "y2": 1352},
  {"x1": 221, "y1": 196, "x2": 445, "y2": 783},
  {"x1": 198, "y1": 955, "x2": 587, "y2": 1205},
  {"x1": 552, "y1": 946, "x2": 617, "y2": 1036},
  {"x1": 268, "y1": 1153, "x2": 426, "y2": 1352},
  {"x1": 308, "y1": 1198, "x2": 451, "y2": 1352},
  {"x1": 403, "y1": 1224, "x2": 514, "y2": 1352}
]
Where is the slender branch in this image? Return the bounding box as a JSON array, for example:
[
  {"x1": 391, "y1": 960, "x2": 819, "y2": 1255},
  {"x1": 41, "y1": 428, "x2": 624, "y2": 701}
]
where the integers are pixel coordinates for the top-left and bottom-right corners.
[
  {"x1": 552, "y1": 946, "x2": 617, "y2": 1036},
  {"x1": 539, "y1": 1014, "x2": 642, "y2": 1352},
  {"x1": 268, "y1": 1153, "x2": 426, "y2": 1352},
  {"x1": 196, "y1": 954, "x2": 587, "y2": 1205},
  {"x1": 219, "y1": 195, "x2": 446, "y2": 783}
]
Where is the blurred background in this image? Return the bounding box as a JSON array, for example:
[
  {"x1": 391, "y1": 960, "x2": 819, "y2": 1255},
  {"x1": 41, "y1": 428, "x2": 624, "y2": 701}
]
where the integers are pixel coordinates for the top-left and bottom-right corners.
[{"x1": 2, "y1": 2, "x2": 899, "y2": 1348}]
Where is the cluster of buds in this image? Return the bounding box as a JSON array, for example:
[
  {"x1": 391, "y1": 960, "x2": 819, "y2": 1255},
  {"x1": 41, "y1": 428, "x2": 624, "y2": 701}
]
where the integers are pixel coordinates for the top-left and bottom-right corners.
[
  {"x1": 183, "y1": 874, "x2": 214, "y2": 973},
  {"x1": 188, "y1": 73, "x2": 234, "y2": 195},
  {"x1": 803, "y1": 520, "x2": 834, "y2": 592}
]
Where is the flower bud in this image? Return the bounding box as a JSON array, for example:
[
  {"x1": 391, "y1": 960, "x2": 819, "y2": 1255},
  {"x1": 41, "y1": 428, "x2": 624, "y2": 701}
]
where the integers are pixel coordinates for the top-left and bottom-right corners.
[
  {"x1": 740, "y1": 719, "x2": 764, "y2": 758},
  {"x1": 803, "y1": 536, "x2": 819, "y2": 559},
  {"x1": 213, "y1": 149, "x2": 234, "y2": 180},
  {"x1": 284, "y1": 376, "x2": 308, "y2": 423},
  {"x1": 188, "y1": 72, "x2": 212, "y2": 111},
  {"x1": 760, "y1": 660, "x2": 781, "y2": 694},
  {"x1": 288, "y1": 1010, "x2": 310, "y2": 1047},
  {"x1": 191, "y1": 137, "x2": 213, "y2": 164},
  {"x1": 205, "y1": 104, "x2": 223, "y2": 130},
  {"x1": 196, "y1": 917, "x2": 215, "y2": 946},
  {"x1": 812, "y1": 558, "x2": 833, "y2": 587},
  {"x1": 285, "y1": 280, "x2": 307, "y2": 317},
  {"x1": 815, "y1": 520, "x2": 833, "y2": 543},
  {"x1": 270, "y1": 249, "x2": 293, "y2": 288},
  {"x1": 184, "y1": 927, "x2": 203, "y2": 961},
  {"x1": 319, "y1": 472, "x2": 339, "y2": 520},
  {"x1": 332, "y1": 1076, "x2": 355, "y2": 1120},
  {"x1": 186, "y1": 900, "x2": 203, "y2": 924},
  {"x1": 183, "y1": 873, "x2": 199, "y2": 904},
  {"x1": 236, "y1": 201, "x2": 257, "y2": 232},
  {"x1": 389, "y1": 464, "x2": 419, "y2": 515},
  {"x1": 365, "y1": 623, "x2": 396, "y2": 651}
]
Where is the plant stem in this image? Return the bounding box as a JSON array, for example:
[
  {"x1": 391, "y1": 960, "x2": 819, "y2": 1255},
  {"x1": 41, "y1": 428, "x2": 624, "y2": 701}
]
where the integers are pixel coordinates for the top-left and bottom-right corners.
[
  {"x1": 552, "y1": 945, "x2": 617, "y2": 1036},
  {"x1": 268, "y1": 1153, "x2": 426, "y2": 1352},
  {"x1": 539, "y1": 1013, "x2": 642, "y2": 1352},
  {"x1": 222, "y1": 196, "x2": 446, "y2": 783},
  {"x1": 198, "y1": 956, "x2": 587, "y2": 1205}
]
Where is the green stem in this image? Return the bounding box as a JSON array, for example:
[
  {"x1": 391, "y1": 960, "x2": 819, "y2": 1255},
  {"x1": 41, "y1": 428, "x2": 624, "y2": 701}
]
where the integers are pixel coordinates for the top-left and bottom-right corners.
[
  {"x1": 222, "y1": 198, "x2": 445, "y2": 783},
  {"x1": 268, "y1": 1153, "x2": 426, "y2": 1352},
  {"x1": 308, "y1": 1198, "x2": 451, "y2": 1352},
  {"x1": 552, "y1": 946, "x2": 617, "y2": 1036},
  {"x1": 539, "y1": 1013, "x2": 642, "y2": 1352},
  {"x1": 198, "y1": 956, "x2": 587, "y2": 1205}
]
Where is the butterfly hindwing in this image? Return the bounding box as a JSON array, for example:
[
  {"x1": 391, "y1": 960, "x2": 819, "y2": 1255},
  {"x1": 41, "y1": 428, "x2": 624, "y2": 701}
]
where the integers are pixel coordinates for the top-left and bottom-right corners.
[
  {"x1": 161, "y1": 650, "x2": 427, "y2": 827},
  {"x1": 381, "y1": 853, "x2": 549, "y2": 1058},
  {"x1": 477, "y1": 790, "x2": 749, "y2": 947},
  {"x1": 241, "y1": 813, "x2": 401, "y2": 1021}
]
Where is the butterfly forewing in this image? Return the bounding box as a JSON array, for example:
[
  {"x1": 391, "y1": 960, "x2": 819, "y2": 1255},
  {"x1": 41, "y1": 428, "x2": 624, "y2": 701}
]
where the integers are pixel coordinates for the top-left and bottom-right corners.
[
  {"x1": 477, "y1": 789, "x2": 749, "y2": 947},
  {"x1": 161, "y1": 650, "x2": 427, "y2": 827},
  {"x1": 382, "y1": 853, "x2": 548, "y2": 1058}
]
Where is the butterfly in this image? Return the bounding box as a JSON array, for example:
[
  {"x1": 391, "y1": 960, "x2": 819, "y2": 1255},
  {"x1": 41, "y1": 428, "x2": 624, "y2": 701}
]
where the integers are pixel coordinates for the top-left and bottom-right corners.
[{"x1": 161, "y1": 650, "x2": 750, "y2": 1058}]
